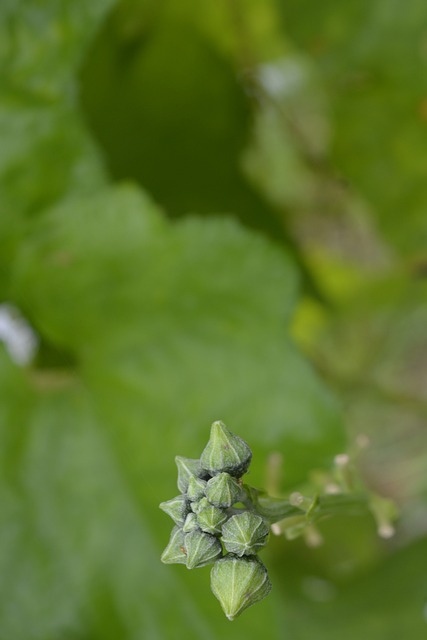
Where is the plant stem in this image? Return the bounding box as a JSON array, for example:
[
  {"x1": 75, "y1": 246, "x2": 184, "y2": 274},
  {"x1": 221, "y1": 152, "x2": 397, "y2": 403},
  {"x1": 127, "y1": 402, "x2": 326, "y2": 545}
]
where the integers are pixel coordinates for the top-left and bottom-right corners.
[
  {"x1": 247, "y1": 489, "x2": 371, "y2": 525},
  {"x1": 252, "y1": 495, "x2": 305, "y2": 522}
]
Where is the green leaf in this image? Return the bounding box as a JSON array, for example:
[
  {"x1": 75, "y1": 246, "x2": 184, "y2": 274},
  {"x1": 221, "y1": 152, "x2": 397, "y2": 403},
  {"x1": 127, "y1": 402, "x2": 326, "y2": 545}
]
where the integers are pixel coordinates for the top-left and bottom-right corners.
[
  {"x1": 11, "y1": 184, "x2": 344, "y2": 489},
  {"x1": 0, "y1": 0, "x2": 113, "y2": 292},
  {"x1": 79, "y1": 0, "x2": 287, "y2": 241},
  {"x1": 270, "y1": 534, "x2": 427, "y2": 640},
  {"x1": 0, "y1": 0, "x2": 116, "y2": 93},
  {"x1": 3, "y1": 178, "x2": 345, "y2": 636},
  {"x1": 0, "y1": 353, "x2": 219, "y2": 640},
  {"x1": 280, "y1": 0, "x2": 427, "y2": 258},
  {"x1": 0, "y1": 2, "x2": 362, "y2": 637}
]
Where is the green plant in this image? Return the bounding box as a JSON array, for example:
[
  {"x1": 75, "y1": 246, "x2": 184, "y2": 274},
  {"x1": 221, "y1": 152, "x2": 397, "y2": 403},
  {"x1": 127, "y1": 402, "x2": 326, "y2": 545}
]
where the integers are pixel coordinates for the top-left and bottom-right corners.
[
  {"x1": 161, "y1": 421, "x2": 396, "y2": 620},
  {"x1": 3, "y1": 1, "x2": 427, "y2": 638}
]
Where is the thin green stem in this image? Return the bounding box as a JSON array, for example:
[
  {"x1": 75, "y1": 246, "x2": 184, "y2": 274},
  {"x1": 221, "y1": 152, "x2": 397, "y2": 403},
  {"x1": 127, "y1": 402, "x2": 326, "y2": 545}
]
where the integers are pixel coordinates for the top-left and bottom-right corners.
[
  {"x1": 246, "y1": 487, "x2": 371, "y2": 525},
  {"x1": 314, "y1": 493, "x2": 370, "y2": 518},
  {"x1": 253, "y1": 496, "x2": 305, "y2": 522}
]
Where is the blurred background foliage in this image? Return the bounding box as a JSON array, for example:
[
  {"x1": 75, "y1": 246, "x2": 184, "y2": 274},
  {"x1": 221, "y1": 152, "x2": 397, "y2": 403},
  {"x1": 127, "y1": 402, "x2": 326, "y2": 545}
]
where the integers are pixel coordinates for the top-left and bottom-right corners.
[{"x1": 1, "y1": 0, "x2": 427, "y2": 638}]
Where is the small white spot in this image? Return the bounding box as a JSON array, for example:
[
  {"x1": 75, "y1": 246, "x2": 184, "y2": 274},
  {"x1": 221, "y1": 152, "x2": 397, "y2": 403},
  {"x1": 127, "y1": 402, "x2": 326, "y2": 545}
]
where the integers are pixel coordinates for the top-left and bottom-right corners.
[
  {"x1": 325, "y1": 483, "x2": 341, "y2": 495},
  {"x1": 305, "y1": 527, "x2": 324, "y2": 548},
  {"x1": 289, "y1": 492, "x2": 304, "y2": 506},
  {"x1": 0, "y1": 303, "x2": 38, "y2": 366},
  {"x1": 378, "y1": 523, "x2": 395, "y2": 539},
  {"x1": 334, "y1": 453, "x2": 350, "y2": 467},
  {"x1": 356, "y1": 433, "x2": 370, "y2": 449},
  {"x1": 258, "y1": 59, "x2": 305, "y2": 98}
]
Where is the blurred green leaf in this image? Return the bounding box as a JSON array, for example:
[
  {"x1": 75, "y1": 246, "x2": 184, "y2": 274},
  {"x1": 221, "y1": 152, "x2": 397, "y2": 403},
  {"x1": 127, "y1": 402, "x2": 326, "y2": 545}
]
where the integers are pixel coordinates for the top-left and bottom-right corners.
[
  {"x1": 280, "y1": 0, "x2": 427, "y2": 258},
  {"x1": 78, "y1": 0, "x2": 287, "y2": 240},
  {"x1": 0, "y1": 0, "x2": 113, "y2": 294},
  {"x1": 303, "y1": 274, "x2": 427, "y2": 512},
  {"x1": 0, "y1": 351, "x2": 221, "y2": 640},
  {"x1": 11, "y1": 184, "x2": 344, "y2": 491},
  {"x1": 0, "y1": 0, "x2": 115, "y2": 93},
  {"x1": 1, "y1": 185, "x2": 345, "y2": 637},
  {"x1": 2, "y1": 0, "x2": 426, "y2": 638},
  {"x1": 270, "y1": 534, "x2": 427, "y2": 640}
]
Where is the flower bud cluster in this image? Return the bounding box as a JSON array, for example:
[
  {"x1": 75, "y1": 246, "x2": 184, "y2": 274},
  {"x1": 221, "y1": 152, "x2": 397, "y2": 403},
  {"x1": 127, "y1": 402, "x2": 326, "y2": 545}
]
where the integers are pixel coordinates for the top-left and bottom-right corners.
[{"x1": 160, "y1": 421, "x2": 271, "y2": 620}]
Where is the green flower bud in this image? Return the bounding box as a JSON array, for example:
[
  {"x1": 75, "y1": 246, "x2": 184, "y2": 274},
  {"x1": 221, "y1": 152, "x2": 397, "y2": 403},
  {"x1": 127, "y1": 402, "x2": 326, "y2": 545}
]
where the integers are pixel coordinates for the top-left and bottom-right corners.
[
  {"x1": 205, "y1": 472, "x2": 242, "y2": 508},
  {"x1": 200, "y1": 421, "x2": 252, "y2": 477},
  {"x1": 187, "y1": 476, "x2": 207, "y2": 501},
  {"x1": 183, "y1": 512, "x2": 199, "y2": 533},
  {"x1": 197, "y1": 505, "x2": 228, "y2": 536},
  {"x1": 191, "y1": 497, "x2": 211, "y2": 514},
  {"x1": 221, "y1": 512, "x2": 269, "y2": 556},
  {"x1": 161, "y1": 526, "x2": 187, "y2": 565},
  {"x1": 159, "y1": 495, "x2": 189, "y2": 526},
  {"x1": 210, "y1": 555, "x2": 272, "y2": 620},
  {"x1": 184, "y1": 530, "x2": 222, "y2": 569},
  {"x1": 175, "y1": 456, "x2": 206, "y2": 493}
]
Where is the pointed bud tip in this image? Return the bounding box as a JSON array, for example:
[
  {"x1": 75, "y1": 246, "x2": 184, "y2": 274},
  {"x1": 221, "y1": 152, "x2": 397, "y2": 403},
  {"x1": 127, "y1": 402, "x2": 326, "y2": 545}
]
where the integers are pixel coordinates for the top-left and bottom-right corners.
[
  {"x1": 211, "y1": 420, "x2": 227, "y2": 433},
  {"x1": 175, "y1": 456, "x2": 206, "y2": 493},
  {"x1": 161, "y1": 526, "x2": 187, "y2": 565},
  {"x1": 211, "y1": 555, "x2": 272, "y2": 620},
  {"x1": 222, "y1": 512, "x2": 269, "y2": 556},
  {"x1": 201, "y1": 421, "x2": 252, "y2": 477},
  {"x1": 159, "y1": 495, "x2": 189, "y2": 526},
  {"x1": 185, "y1": 530, "x2": 222, "y2": 569},
  {"x1": 205, "y1": 472, "x2": 241, "y2": 508},
  {"x1": 197, "y1": 505, "x2": 227, "y2": 535},
  {"x1": 187, "y1": 476, "x2": 207, "y2": 501}
]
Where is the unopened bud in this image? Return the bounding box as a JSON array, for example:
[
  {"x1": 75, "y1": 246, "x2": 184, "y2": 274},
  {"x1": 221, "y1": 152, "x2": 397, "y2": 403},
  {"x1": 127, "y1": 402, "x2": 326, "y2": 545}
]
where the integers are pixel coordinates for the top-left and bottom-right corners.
[
  {"x1": 210, "y1": 555, "x2": 272, "y2": 620},
  {"x1": 187, "y1": 476, "x2": 207, "y2": 501},
  {"x1": 205, "y1": 472, "x2": 242, "y2": 508},
  {"x1": 159, "y1": 495, "x2": 189, "y2": 526},
  {"x1": 161, "y1": 526, "x2": 187, "y2": 565},
  {"x1": 197, "y1": 506, "x2": 228, "y2": 536},
  {"x1": 183, "y1": 512, "x2": 199, "y2": 533},
  {"x1": 221, "y1": 512, "x2": 269, "y2": 556},
  {"x1": 191, "y1": 497, "x2": 210, "y2": 514},
  {"x1": 200, "y1": 421, "x2": 252, "y2": 477},
  {"x1": 184, "y1": 530, "x2": 222, "y2": 569},
  {"x1": 175, "y1": 456, "x2": 205, "y2": 493}
]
